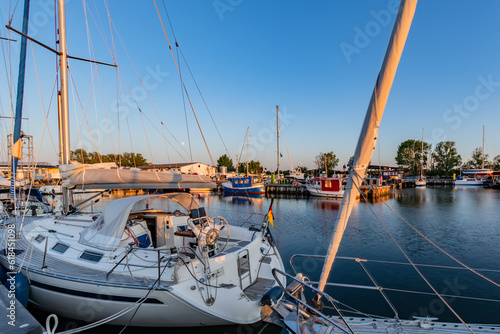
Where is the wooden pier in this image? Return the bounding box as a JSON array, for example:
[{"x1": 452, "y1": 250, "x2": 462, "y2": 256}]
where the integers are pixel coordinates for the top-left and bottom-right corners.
[
  {"x1": 266, "y1": 184, "x2": 309, "y2": 195},
  {"x1": 427, "y1": 179, "x2": 455, "y2": 186},
  {"x1": 359, "y1": 185, "x2": 392, "y2": 199}
]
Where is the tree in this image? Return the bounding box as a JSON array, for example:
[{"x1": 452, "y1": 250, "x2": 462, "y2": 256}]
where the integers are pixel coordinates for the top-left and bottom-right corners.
[
  {"x1": 314, "y1": 152, "x2": 339, "y2": 174},
  {"x1": 217, "y1": 154, "x2": 234, "y2": 171},
  {"x1": 395, "y1": 139, "x2": 432, "y2": 175},
  {"x1": 238, "y1": 160, "x2": 261, "y2": 174},
  {"x1": 70, "y1": 149, "x2": 148, "y2": 167},
  {"x1": 493, "y1": 155, "x2": 500, "y2": 171},
  {"x1": 464, "y1": 147, "x2": 490, "y2": 169},
  {"x1": 431, "y1": 141, "x2": 462, "y2": 176}
]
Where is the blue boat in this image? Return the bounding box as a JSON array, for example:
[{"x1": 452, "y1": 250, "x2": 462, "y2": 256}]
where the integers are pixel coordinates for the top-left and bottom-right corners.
[{"x1": 221, "y1": 176, "x2": 265, "y2": 195}]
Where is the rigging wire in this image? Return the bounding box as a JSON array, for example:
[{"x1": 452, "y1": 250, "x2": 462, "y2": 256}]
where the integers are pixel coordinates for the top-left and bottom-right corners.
[
  {"x1": 108, "y1": 19, "x2": 192, "y2": 161},
  {"x1": 162, "y1": 0, "x2": 231, "y2": 159},
  {"x1": 153, "y1": 0, "x2": 215, "y2": 167},
  {"x1": 352, "y1": 170, "x2": 476, "y2": 333}
]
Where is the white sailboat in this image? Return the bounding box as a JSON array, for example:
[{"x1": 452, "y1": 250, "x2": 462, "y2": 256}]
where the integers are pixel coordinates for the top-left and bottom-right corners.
[
  {"x1": 266, "y1": 1, "x2": 500, "y2": 332},
  {"x1": 0, "y1": 0, "x2": 284, "y2": 329},
  {"x1": 415, "y1": 128, "x2": 427, "y2": 187}
]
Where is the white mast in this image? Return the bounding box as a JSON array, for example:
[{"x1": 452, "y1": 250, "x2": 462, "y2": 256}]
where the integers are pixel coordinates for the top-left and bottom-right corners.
[
  {"x1": 246, "y1": 127, "x2": 249, "y2": 176},
  {"x1": 57, "y1": 0, "x2": 71, "y2": 213},
  {"x1": 421, "y1": 128, "x2": 424, "y2": 176},
  {"x1": 276, "y1": 106, "x2": 280, "y2": 178},
  {"x1": 482, "y1": 125, "x2": 485, "y2": 169},
  {"x1": 317, "y1": 0, "x2": 417, "y2": 293}
]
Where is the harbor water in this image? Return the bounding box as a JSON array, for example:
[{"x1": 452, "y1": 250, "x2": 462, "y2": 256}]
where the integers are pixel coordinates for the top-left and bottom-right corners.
[{"x1": 31, "y1": 187, "x2": 500, "y2": 333}]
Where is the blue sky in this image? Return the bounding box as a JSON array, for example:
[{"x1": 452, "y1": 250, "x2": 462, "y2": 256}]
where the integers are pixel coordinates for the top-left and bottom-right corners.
[{"x1": 1, "y1": 0, "x2": 500, "y2": 170}]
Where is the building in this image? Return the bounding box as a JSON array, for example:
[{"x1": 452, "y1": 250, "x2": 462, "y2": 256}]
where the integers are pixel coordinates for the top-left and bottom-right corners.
[
  {"x1": 0, "y1": 162, "x2": 60, "y2": 183},
  {"x1": 139, "y1": 162, "x2": 216, "y2": 177}
]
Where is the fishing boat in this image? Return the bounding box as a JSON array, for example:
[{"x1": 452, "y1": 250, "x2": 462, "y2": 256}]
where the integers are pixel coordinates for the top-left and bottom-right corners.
[
  {"x1": 222, "y1": 176, "x2": 266, "y2": 195},
  {"x1": 265, "y1": 1, "x2": 500, "y2": 332},
  {"x1": 0, "y1": 0, "x2": 284, "y2": 329},
  {"x1": 222, "y1": 128, "x2": 266, "y2": 195},
  {"x1": 306, "y1": 177, "x2": 345, "y2": 198}
]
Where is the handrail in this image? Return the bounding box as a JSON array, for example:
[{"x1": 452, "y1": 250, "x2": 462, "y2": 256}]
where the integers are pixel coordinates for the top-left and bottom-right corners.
[{"x1": 271, "y1": 268, "x2": 354, "y2": 334}]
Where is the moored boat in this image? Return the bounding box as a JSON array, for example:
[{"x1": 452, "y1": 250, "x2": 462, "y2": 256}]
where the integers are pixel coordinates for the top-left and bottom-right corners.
[{"x1": 306, "y1": 177, "x2": 345, "y2": 198}]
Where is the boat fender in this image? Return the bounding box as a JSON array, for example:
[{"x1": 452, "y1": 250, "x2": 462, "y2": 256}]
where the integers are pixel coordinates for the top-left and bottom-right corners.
[
  {"x1": 4, "y1": 272, "x2": 29, "y2": 307},
  {"x1": 260, "y1": 286, "x2": 283, "y2": 306}
]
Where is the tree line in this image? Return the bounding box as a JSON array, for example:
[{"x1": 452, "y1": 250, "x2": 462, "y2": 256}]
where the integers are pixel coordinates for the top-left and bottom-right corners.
[
  {"x1": 70, "y1": 149, "x2": 148, "y2": 167},
  {"x1": 396, "y1": 140, "x2": 500, "y2": 177}
]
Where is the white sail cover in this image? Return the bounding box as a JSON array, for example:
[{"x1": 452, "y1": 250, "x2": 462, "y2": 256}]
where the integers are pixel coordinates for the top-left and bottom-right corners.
[
  {"x1": 0, "y1": 175, "x2": 20, "y2": 187},
  {"x1": 79, "y1": 194, "x2": 200, "y2": 251},
  {"x1": 318, "y1": 0, "x2": 417, "y2": 292},
  {"x1": 60, "y1": 163, "x2": 215, "y2": 189}
]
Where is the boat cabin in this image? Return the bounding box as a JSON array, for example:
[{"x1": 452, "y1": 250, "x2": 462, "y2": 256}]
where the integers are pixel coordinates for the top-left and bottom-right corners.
[{"x1": 231, "y1": 177, "x2": 252, "y2": 188}]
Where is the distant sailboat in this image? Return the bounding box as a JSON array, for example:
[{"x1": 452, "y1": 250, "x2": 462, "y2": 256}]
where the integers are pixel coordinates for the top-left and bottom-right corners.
[{"x1": 415, "y1": 128, "x2": 426, "y2": 186}]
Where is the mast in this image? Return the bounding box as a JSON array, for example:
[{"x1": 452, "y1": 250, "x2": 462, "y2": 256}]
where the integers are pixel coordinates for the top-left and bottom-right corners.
[
  {"x1": 276, "y1": 106, "x2": 280, "y2": 178},
  {"x1": 57, "y1": 0, "x2": 71, "y2": 213},
  {"x1": 421, "y1": 128, "x2": 424, "y2": 176},
  {"x1": 246, "y1": 127, "x2": 249, "y2": 176},
  {"x1": 482, "y1": 125, "x2": 485, "y2": 170},
  {"x1": 317, "y1": 0, "x2": 417, "y2": 293},
  {"x1": 10, "y1": 0, "x2": 31, "y2": 201}
]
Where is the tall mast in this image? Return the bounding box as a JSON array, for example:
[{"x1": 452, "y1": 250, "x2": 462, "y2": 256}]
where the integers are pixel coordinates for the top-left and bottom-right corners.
[
  {"x1": 246, "y1": 127, "x2": 249, "y2": 176},
  {"x1": 10, "y1": 0, "x2": 31, "y2": 201},
  {"x1": 421, "y1": 128, "x2": 424, "y2": 176},
  {"x1": 482, "y1": 125, "x2": 485, "y2": 169},
  {"x1": 57, "y1": 0, "x2": 71, "y2": 213},
  {"x1": 317, "y1": 0, "x2": 417, "y2": 293},
  {"x1": 276, "y1": 106, "x2": 280, "y2": 178}
]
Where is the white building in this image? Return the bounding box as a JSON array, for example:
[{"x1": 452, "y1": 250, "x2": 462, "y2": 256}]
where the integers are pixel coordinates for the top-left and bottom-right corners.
[{"x1": 139, "y1": 162, "x2": 216, "y2": 177}]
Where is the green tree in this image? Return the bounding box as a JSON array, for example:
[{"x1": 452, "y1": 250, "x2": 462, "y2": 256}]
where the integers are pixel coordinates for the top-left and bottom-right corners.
[
  {"x1": 431, "y1": 141, "x2": 462, "y2": 176},
  {"x1": 216, "y1": 154, "x2": 234, "y2": 171},
  {"x1": 238, "y1": 160, "x2": 261, "y2": 174},
  {"x1": 395, "y1": 139, "x2": 432, "y2": 175},
  {"x1": 493, "y1": 155, "x2": 500, "y2": 171},
  {"x1": 70, "y1": 149, "x2": 147, "y2": 167},
  {"x1": 314, "y1": 151, "x2": 339, "y2": 175},
  {"x1": 464, "y1": 147, "x2": 490, "y2": 169}
]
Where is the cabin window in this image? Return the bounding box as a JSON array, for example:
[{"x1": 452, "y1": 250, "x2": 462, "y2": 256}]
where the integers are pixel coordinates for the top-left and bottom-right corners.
[
  {"x1": 35, "y1": 234, "x2": 46, "y2": 243},
  {"x1": 79, "y1": 251, "x2": 103, "y2": 263},
  {"x1": 52, "y1": 243, "x2": 69, "y2": 254},
  {"x1": 324, "y1": 180, "x2": 331, "y2": 188}
]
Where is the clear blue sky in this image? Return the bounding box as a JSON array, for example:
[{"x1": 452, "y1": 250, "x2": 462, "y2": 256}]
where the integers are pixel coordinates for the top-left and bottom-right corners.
[{"x1": 1, "y1": 0, "x2": 499, "y2": 171}]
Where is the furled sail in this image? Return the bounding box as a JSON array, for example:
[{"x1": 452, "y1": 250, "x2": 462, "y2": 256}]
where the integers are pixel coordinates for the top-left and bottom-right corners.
[
  {"x1": 59, "y1": 163, "x2": 215, "y2": 189},
  {"x1": 317, "y1": 0, "x2": 418, "y2": 292}
]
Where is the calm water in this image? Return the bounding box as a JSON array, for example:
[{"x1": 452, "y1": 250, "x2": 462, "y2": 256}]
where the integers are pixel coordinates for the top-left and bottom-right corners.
[{"x1": 32, "y1": 187, "x2": 500, "y2": 332}]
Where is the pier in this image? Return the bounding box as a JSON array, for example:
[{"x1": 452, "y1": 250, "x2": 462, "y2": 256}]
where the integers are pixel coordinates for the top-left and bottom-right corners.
[
  {"x1": 266, "y1": 184, "x2": 309, "y2": 196},
  {"x1": 359, "y1": 185, "x2": 392, "y2": 199}
]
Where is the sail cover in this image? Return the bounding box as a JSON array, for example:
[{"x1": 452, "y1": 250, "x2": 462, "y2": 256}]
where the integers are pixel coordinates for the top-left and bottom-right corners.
[
  {"x1": 79, "y1": 193, "x2": 200, "y2": 251},
  {"x1": 60, "y1": 163, "x2": 215, "y2": 189}
]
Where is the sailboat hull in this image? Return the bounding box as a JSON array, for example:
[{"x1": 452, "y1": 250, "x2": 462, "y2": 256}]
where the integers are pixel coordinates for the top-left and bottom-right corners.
[{"x1": 24, "y1": 271, "x2": 235, "y2": 327}]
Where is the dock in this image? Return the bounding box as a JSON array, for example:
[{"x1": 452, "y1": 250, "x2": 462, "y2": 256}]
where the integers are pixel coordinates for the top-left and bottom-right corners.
[
  {"x1": 0, "y1": 284, "x2": 44, "y2": 334},
  {"x1": 359, "y1": 185, "x2": 392, "y2": 199},
  {"x1": 266, "y1": 184, "x2": 309, "y2": 196}
]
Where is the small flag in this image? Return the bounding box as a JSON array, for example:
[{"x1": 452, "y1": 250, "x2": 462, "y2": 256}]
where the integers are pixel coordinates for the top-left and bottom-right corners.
[
  {"x1": 267, "y1": 199, "x2": 274, "y2": 228},
  {"x1": 12, "y1": 139, "x2": 23, "y2": 159}
]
